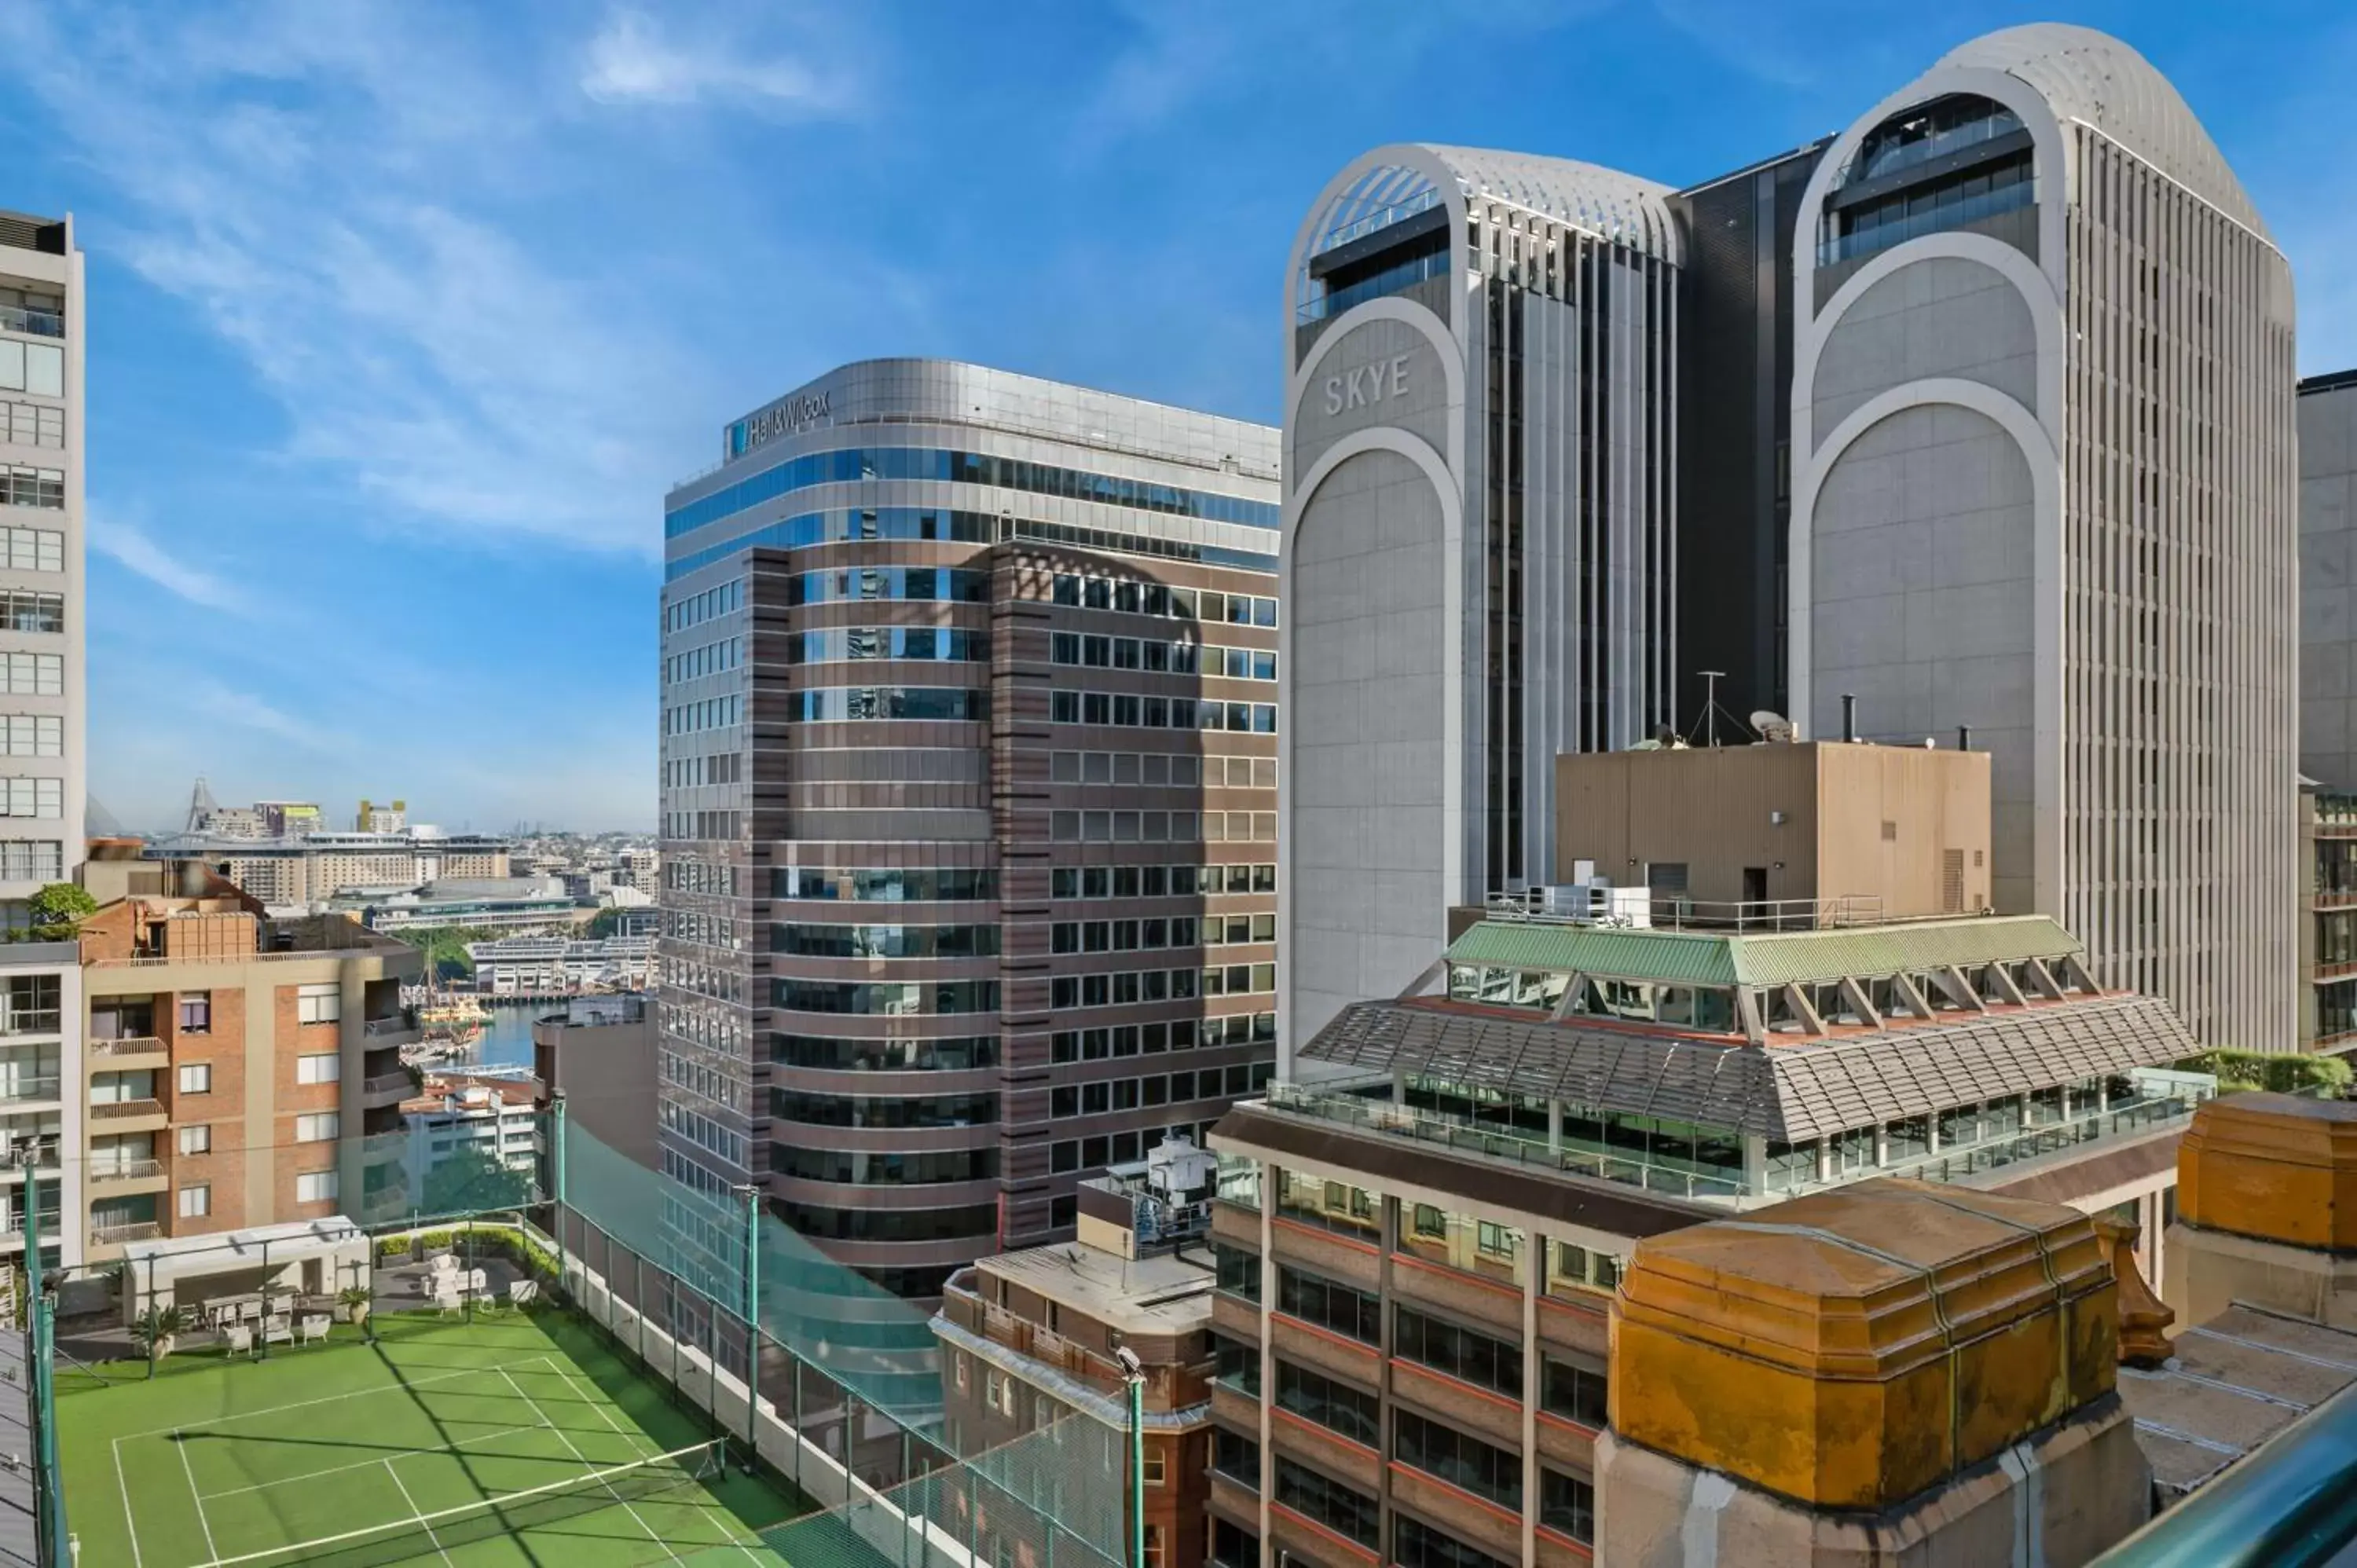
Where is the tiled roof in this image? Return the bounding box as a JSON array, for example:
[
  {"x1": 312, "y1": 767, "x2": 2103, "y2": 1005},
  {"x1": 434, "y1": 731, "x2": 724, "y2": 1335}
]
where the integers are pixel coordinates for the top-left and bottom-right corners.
[
  {"x1": 1444, "y1": 914, "x2": 2083, "y2": 989},
  {"x1": 1299, "y1": 993, "x2": 2197, "y2": 1141}
]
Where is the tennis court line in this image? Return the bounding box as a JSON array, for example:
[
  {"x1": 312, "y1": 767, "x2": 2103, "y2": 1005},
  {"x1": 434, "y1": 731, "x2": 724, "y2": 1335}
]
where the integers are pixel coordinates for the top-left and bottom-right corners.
[
  {"x1": 111, "y1": 1433, "x2": 143, "y2": 1568},
  {"x1": 381, "y1": 1457, "x2": 455, "y2": 1568},
  {"x1": 114, "y1": 1349, "x2": 569, "y2": 1442},
  {"x1": 548, "y1": 1361, "x2": 772, "y2": 1566},
  {"x1": 197, "y1": 1418, "x2": 555, "y2": 1500},
  {"x1": 499, "y1": 1365, "x2": 684, "y2": 1565},
  {"x1": 176, "y1": 1429, "x2": 220, "y2": 1564}
]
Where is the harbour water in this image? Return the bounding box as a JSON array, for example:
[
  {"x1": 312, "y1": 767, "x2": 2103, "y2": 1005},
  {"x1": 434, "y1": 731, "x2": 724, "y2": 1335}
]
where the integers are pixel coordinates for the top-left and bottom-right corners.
[{"x1": 468, "y1": 1002, "x2": 540, "y2": 1071}]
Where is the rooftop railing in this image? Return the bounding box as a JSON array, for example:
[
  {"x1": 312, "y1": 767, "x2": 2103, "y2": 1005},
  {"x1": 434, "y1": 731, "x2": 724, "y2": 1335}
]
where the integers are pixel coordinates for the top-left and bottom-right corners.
[
  {"x1": 1259, "y1": 1069, "x2": 2213, "y2": 1207},
  {"x1": 0, "y1": 305, "x2": 62, "y2": 338},
  {"x1": 1482, "y1": 890, "x2": 1892, "y2": 931}
]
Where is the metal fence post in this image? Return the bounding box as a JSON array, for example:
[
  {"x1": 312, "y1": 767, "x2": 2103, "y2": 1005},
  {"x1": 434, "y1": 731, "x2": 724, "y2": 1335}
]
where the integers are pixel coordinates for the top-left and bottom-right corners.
[
  {"x1": 739, "y1": 1182, "x2": 760, "y2": 1469},
  {"x1": 551, "y1": 1094, "x2": 568, "y2": 1299}
]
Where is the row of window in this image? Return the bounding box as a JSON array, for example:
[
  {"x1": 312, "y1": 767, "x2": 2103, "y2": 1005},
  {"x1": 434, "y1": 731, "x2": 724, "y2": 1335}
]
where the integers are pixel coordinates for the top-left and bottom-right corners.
[
  {"x1": 1050, "y1": 573, "x2": 1277, "y2": 628},
  {"x1": 1050, "y1": 914, "x2": 1273, "y2": 953},
  {"x1": 1049, "y1": 690, "x2": 1278, "y2": 733},
  {"x1": 772, "y1": 1197, "x2": 998, "y2": 1244},
  {"x1": 1048, "y1": 1061, "x2": 1271, "y2": 1119},
  {"x1": 1054, "y1": 751, "x2": 1273, "y2": 791},
  {"x1": 786, "y1": 626, "x2": 987, "y2": 665},
  {"x1": 0, "y1": 399, "x2": 62, "y2": 451},
  {"x1": 659, "y1": 1099, "x2": 747, "y2": 1168},
  {"x1": 665, "y1": 577, "x2": 742, "y2": 632},
  {"x1": 664, "y1": 636, "x2": 740, "y2": 684},
  {"x1": 1053, "y1": 863, "x2": 1276, "y2": 899},
  {"x1": 662, "y1": 694, "x2": 741, "y2": 735},
  {"x1": 0, "y1": 654, "x2": 60, "y2": 695},
  {"x1": 1277, "y1": 1360, "x2": 1380, "y2": 1448},
  {"x1": 774, "y1": 866, "x2": 995, "y2": 903},
  {"x1": 773, "y1": 1033, "x2": 996, "y2": 1072},
  {"x1": 786, "y1": 687, "x2": 988, "y2": 724},
  {"x1": 1049, "y1": 633, "x2": 1277, "y2": 682},
  {"x1": 770, "y1": 1090, "x2": 997, "y2": 1129},
  {"x1": 664, "y1": 858, "x2": 739, "y2": 896},
  {"x1": 1049, "y1": 808, "x2": 1276, "y2": 845},
  {"x1": 0, "y1": 341, "x2": 62, "y2": 400},
  {"x1": 774, "y1": 979, "x2": 1000, "y2": 1016},
  {"x1": 0, "y1": 778, "x2": 60, "y2": 820},
  {"x1": 662, "y1": 752, "x2": 743, "y2": 790},
  {"x1": 670, "y1": 445, "x2": 1278, "y2": 538},
  {"x1": 0, "y1": 716, "x2": 60, "y2": 758},
  {"x1": 1277, "y1": 1266, "x2": 1382, "y2": 1343},
  {"x1": 1052, "y1": 1011, "x2": 1277, "y2": 1061},
  {"x1": 0, "y1": 527, "x2": 61, "y2": 573},
  {"x1": 1049, "y1": 1119, "x2": 1221, "y2": 1181},
  {"x1": 772, "y1": 922, "x2": 999, "y2": 959},
  {"x1": 0, "y1": 841, "x2": 60, "y2": 881},
  {"x1": 1047, "y1": 962, "x2": 1274, "y2": 1009},
  {"x1": 788, "y1": 566, "x2": 989, "y2": 606},
  {"x1": 0, "y1": 467, "x2": 61, "y2": 511},
  {"x1": 772, "y1": 1145, "x2": 996, "y2": 1185},
  {"x1": 0, "y1": 592, "x2": 63, "y2": 634}
]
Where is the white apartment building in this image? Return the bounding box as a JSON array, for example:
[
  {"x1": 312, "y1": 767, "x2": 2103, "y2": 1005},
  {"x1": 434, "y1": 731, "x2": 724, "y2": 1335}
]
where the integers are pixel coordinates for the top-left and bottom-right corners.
[
  {"x1": 465, "y1": 934, "x2": 652, "y2": 995},
  {"x1": 401, "y1": 1078, "x2": 539, "y2": 1212},
  {"x1": 0, "y1": 211, "x2": 80, "y2": 918}
]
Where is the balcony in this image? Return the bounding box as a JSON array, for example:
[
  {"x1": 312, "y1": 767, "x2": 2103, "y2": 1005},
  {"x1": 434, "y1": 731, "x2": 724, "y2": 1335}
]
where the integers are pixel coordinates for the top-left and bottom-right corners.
[
  {"x1": 0, "y1": 305, "x2": 61, "y2": 339},
  {"x1": 364, "y1": 1011, "x2": 422, "y2": 1045},
  {"x1": 361, "y1": 1070, "x2": 415, "y2": 1107},
  {"x1": 89, "y1": 1097, "x2": 168, "y2": 1131},
  {"x1": 88, "y1": 1219, "x2": 160, "y2": 1252},
  {"x1": 87, "y1": 1036, "x2": 170, "y2": 1068},
  {"x1": 89, "y1": 1158, "x2": 168, "y2": 1194},
  {"x1": 0, "y1": 1075, "x2": 59, "y2": 1106}
]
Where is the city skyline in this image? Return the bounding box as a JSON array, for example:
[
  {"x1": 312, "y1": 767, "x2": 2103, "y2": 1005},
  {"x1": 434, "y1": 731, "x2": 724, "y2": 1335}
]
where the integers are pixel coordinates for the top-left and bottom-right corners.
[{"x1": 1, "y1": 0, "x2": 2350, "y2": 829}]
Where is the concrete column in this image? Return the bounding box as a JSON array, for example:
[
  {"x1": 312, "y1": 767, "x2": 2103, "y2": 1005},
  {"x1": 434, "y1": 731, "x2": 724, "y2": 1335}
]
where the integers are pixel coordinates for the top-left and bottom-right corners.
[{"x1": 2166, "y1": 1092, "x2": 2357, "y2": 1331}]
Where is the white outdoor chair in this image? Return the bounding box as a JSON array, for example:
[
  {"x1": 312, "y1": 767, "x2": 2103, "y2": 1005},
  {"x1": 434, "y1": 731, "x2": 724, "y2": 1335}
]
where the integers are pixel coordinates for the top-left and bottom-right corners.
[
  {"x1": 238, "y1": 1299, "x2": 262, "y2": 1323},
  {"x1": 225, "y1": 1324, "x2": 253, "y2": 1357},
  {"x1": 298, "y1": 1315, "x2": 330, "y2": 1346},
  {"x1": 429, "y1": 1251, "x2": 457, "y2": 1275},
  {"x1": 268, "y1": 1294, "x2": 295, "y2": 1317},
  {"x1": 467, "y1": 1268, "x2": 489, "y2": 1295},
  {"x1": 434, "y1": 1288, "x2": 462, "y2": 1318},
  {"x1": 508, "y1": 1280, "x2": 538, "y2": 1310},
  {"x1": 263, "y1": 1314, "x2": 293, "y2": 1346}
]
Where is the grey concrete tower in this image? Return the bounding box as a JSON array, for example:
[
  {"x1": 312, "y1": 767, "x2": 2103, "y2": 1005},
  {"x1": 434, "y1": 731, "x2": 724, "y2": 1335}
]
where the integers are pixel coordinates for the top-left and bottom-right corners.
[
  {"x1": 1279, "y1": 148, "x2": 1681, "y2": 1055},
  {"x1": 1790, "y1": 24, "x2": 2299, "y2": 1049}
]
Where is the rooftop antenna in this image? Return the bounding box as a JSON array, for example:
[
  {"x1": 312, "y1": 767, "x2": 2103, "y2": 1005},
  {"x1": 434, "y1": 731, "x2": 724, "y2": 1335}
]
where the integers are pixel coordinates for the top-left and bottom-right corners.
[{"x1": 1699, "y1": 672, "x2": 1725, "y2": 748}]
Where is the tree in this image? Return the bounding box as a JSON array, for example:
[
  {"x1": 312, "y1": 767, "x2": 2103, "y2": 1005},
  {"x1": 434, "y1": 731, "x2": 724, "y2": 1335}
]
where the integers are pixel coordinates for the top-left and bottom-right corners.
[
  {"x1": 26, "y1": 882, "x2": 96, "y2": 942},
  {"x1": 420, "y1": 1145, "x2": 532, "y2": 1217}
]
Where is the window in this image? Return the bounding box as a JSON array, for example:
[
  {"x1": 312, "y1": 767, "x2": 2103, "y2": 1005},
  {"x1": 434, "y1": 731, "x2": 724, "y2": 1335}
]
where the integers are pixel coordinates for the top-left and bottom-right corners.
[
  {"x1": 295, "y1": 1053, "x2": 339, "y2": 1085},
  {"x1": 1142, "y1": 1449, "x2": 1167, "y2": 1486},
  {"x1": 1275, "y1": 1361, "x2": 1380, "y2": 1447},
  {"x1": 296, "y1": 1170, "x2": 338, "y2": 1203},
  {"x1": 1393, "y1": 1515, "x2": 1513, "y2": 1568},
  {"x1": 0, "y1": 778, "x2": 60, "y2": 819},
  {"x1": 176, "y1": 1124, "x2": 211, "y2": 1156},
  {"x1": 1394, "y1": 1305, "x2": 1522, "y2": 1397},
  {"x1": 1541, "y1": 1357, "x2": 1609, "y2": 1429},
  {"x1": 296, "y1": 983, "x2": 340, "y2": 1024},
  {"x1": 2, "y1": 654, "x2": 59, "y2": 696},
  {"x1": 177, "y1": 1062, "x2": 211, "y2": 1095},
  {"x1": 176, "y1": 992, "x2": 211, "y2": 1035},
  {"x1": 0, "y1": 529, "x2": 59, "y2": 573},
  {"x1": 178, "y1": 1184, "x2": 211, "y2": 1218},
  {"x1": 1214, "y1": 1242, "x2": 1260, "y2": 1302},
  {"x1": 1541, "y1": 1470, "x2": 1596, "y2": 1545},
  {"x1": 1213, "y1": 1428, "x2": 1259, "y2": 1489},
  {"x1": 1273, "y1": 1458, "x2": 1376, "y2": 1549},
  {"x1": 0, "y1": 401, "x2": 62, "y2": 450},
  {"x1": 0, "y1": 467, "x2": 61, "y2": 510},
  {"x1": 1394, "y1": 1409, "x2": 1522, "y2": 1509},
  {"x1": 1276, "y1": 1266, "x2": 1379, "y2": 1345},
  {"x1": 0, "y1": 591, "x2": 61, "y2": 632},
  {"x1": 295, "y1": 1112, "x2": 339, "y2": 1143},
  {"x1": 0, "y1": 341, "x2": 62, "y2": 398}
]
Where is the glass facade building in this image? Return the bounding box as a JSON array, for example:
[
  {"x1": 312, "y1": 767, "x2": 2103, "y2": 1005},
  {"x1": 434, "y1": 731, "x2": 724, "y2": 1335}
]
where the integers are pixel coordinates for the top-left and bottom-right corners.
[{"x1": 658, "y1": 360, "x2": 1281, "y2": 1301}]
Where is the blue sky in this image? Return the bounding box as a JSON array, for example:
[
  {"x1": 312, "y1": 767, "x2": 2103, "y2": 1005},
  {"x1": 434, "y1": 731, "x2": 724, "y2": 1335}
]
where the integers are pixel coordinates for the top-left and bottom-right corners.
[{"x1": 2, "y1": 0, "x2": 2348, "y2": 833}]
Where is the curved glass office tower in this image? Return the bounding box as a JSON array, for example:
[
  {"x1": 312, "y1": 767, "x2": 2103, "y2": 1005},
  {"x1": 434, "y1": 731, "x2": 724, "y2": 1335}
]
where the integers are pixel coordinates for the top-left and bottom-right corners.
[
  {"x1": 1790, "y1": 24, "x2": 2298, "y2": 1045},
  {"x1": 658, "y1": 361, "x2": 1282, "y2": 1299},
  {"x1": 1279, "y1": 147, "x2": 1682, "y2": 1053}
]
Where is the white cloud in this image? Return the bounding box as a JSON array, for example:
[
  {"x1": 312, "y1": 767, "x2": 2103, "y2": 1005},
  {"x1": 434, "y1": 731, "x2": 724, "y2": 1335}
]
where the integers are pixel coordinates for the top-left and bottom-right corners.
[
  {"x1": 581, "y1": 8, "x2": 851, "y2": 112},
  {"x1": 185, "y1": 679, "x2": 354, "y2": 754},
  {"x1": 88, "y1": 512, "x2": 247, "y2": 614}
]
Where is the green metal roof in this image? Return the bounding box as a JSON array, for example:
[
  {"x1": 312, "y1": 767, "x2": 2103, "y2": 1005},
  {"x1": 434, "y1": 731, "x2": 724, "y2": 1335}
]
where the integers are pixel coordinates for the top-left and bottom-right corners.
[{"x1": 1445, "y1": 914, "x2": 2084, "y2": 989}]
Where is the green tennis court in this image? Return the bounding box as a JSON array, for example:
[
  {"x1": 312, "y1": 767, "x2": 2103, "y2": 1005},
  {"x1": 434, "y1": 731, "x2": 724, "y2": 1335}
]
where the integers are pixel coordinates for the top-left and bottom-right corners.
[{"x1": 58, "y1": 1310, "x2": 799, "y2": 1566}]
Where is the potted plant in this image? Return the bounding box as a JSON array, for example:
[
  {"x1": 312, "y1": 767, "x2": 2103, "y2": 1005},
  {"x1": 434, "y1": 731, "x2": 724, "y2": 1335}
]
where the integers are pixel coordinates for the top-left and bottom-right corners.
[
  {"x1": 130, "y1": 1304, "x2": 186, "y2": 1363},
  {"x1": 335, "y1": 1286, "x2": 373, "y2": 1326}
]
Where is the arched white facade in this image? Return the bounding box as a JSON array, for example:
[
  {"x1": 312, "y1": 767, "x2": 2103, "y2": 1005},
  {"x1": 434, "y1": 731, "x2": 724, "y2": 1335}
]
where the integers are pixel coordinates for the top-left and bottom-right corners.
[{"x1": 1790, "y1": 24, "x2": 2298, "y2": 1049}]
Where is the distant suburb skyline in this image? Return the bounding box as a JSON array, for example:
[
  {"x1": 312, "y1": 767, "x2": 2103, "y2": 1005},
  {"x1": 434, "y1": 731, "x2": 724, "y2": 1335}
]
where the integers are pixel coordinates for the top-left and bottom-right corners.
[{"x1": 3, "y1": 0, "x2": 2348, "y2": 830}]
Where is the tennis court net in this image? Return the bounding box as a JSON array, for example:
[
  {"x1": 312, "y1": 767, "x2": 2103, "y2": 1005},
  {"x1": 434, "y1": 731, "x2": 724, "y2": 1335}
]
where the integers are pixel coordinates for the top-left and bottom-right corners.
[{"x1": 189, "y1": 1437, "x2": 731, "y2": 1568}]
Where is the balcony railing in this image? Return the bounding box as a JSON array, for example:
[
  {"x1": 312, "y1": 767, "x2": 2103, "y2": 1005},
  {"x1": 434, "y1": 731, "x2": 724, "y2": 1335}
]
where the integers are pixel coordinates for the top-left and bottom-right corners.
[
  {"x1": 90, "y1": 1097, "x2": 166, "y2": 1121},
  {"x1": 0, "y1": 1075, "x2": 59, "y2": 1103},
  {"x1": 1261, "y1": 1069, "x2": 2214, "y2": 1206},
  {"x1": 90, "y1": 1158, "x2": 164, "y2": 1183},
  {"x1": 364, "y1": 1013, "x2": 420, "y2": 1038},
  {"x1": 0, "y1": 306, "x2": 62, "y2": 339},
  {"x1": 362, "y1": 1071, "x2": 414, "y2": 1098},
  {"x1": 87, "y1": 1036, "x2": 167, "y2": 1059},
  {"x1": 90, "y1": 1220, "x2": 160, "y2": 1247}
]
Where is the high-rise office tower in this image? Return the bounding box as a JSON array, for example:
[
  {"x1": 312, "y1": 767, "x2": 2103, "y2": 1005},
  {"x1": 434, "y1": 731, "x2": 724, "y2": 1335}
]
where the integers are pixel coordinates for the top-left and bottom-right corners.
[
  {"x1": 1790, "y1": 24, "x2": 2297, "y2": 1046},
  {"x1": 658, "y1": 361, "x2": 1282, "y2": 1300},
  {"x1": 1279, "y1": 150, "x2": 1682, "y2": 1050},
  {"x1": 0, "y1": 212, "x2": 80, "y2": 915},
  {"x1": 1281, "y1": 25, "x2": 2295, "y2": 1062}
]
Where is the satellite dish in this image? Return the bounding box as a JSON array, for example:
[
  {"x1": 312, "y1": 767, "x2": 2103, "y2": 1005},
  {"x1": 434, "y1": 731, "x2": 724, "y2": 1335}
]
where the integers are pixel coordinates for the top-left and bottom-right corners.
[{"x1": 1750, "y1": 709, "x2": 1796, "y2": 744}]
